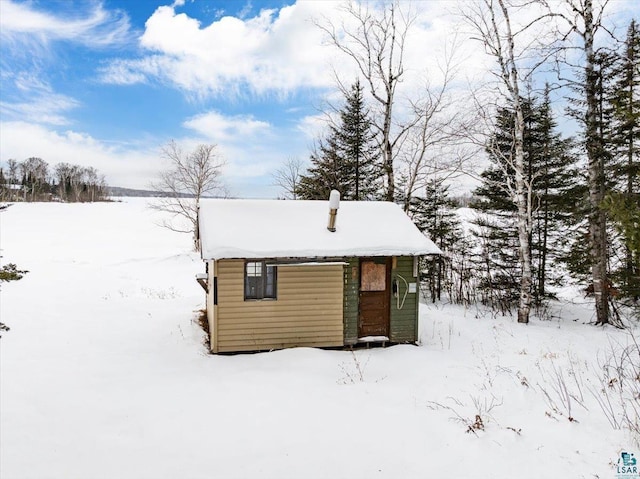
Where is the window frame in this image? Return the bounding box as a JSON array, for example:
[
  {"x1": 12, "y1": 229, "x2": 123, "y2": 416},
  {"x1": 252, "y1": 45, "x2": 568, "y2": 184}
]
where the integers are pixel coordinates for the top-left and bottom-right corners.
[{"x1": 244, "y1": 260, "x2": 277, "y2": 300}]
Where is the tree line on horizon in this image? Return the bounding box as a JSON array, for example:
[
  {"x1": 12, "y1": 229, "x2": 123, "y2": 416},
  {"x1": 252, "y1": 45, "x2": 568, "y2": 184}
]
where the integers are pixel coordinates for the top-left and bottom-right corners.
[{"x1": 0, "y1": 157, "x2": 109, "y2": 203}]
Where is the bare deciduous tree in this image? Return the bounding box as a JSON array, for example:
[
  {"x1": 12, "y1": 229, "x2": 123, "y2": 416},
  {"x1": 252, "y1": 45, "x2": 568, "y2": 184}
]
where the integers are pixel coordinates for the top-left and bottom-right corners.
[
  {"x1": 395, "y1": 40, "x2": 469, "y2": 212},
  {"x1": 20, "y1": 157, "x2": 49, "y2": 201},
  {"x1": 550, "y1": 0, "x2": 614, "y2": 325},
  {"x1": 317, "y1": 1, "x2": 414, "y2": 201},
  {"x1": 463, "y1": 0, "x2": 555, "y2": 323},
  {"x1": 6, "y1": 159, "x2": 18, "y2": 184},
  {"x1": 150, "y1": 141, "x2": 226, "y2": 251},
  {"x1": 272, "y1": 156, "x2": 303, "y2": 199}
]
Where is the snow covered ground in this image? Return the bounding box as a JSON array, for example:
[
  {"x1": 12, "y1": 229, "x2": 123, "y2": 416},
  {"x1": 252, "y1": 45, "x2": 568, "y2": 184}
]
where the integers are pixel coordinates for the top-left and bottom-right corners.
[{"x1": 1, "y1": 198, "x2": 638, "y2": 479}]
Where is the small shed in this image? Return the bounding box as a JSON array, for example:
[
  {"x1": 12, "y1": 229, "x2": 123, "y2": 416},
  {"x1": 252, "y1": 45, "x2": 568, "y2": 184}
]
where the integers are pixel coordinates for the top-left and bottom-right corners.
[{"x1": 197, "y1": 195, "x2": 440, "y2": 353}]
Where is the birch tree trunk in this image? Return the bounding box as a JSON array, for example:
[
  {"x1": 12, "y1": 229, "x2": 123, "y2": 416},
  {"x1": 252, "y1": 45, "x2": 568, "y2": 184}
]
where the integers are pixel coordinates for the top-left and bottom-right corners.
[
  {"x1": 513, "y1": 94, "x2": 532, "y2": 323},
  {"x1": 547, "y1": 0, "x2": 615, "y2": 323},
  {"x1": 464, "y1": 0, "x2": 539, "y2": 323},
  {"x1": 317, "y1": 2, "x2": 410, "y2": 202},
  {"x1": 583, "y1": 0, "x2": 609, "y2": 324}
]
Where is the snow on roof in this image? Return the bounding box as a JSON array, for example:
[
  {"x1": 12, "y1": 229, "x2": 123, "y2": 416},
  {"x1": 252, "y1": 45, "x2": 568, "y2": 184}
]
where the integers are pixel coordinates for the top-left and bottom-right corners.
[{"x1": 199, "y1": 198, "x2": 441, "y2": 260}]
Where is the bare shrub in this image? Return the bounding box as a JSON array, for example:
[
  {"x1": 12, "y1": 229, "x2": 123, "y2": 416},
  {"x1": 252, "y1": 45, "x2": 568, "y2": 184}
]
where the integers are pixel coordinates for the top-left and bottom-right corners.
[
  {"x1": 427, "y1": 393, "x2": 503, "y2": 436},
  {"x1": 589, "y1": 332, "x2": 640, "y2": 445},
  {"x1": 536, "y1": 355, "x2": 588, "y2": 422}
]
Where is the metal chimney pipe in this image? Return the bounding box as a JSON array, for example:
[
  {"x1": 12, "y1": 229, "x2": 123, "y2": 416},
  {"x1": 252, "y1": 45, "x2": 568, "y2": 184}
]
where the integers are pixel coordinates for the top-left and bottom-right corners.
[{"x1": 327, "y1": 190, "x2": 340, "y2": 232}]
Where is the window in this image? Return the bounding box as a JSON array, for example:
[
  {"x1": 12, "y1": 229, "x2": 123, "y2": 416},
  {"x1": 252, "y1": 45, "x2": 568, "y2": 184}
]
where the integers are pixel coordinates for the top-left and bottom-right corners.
[{"x1": 244, "y1": 261, "x2": 277, "y2": 300}]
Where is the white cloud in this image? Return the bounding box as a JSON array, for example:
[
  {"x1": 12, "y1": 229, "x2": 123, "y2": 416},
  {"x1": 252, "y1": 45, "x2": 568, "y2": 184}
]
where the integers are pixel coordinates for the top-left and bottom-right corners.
[
  {"x1": 96, "y1": 0, "x2": 492, "y2": 104},
  {"x1": 183, "y1": 111, "x2": 271, "y2": 143},
  {"x1": 100, "y1": 1, "x2": 347, "y2": 96},
  {"x1": 102, "y1": 0, "x2": 639, "y2": 103},
  {"x1": 97, "y1": 62, "x2": 149, "y2": 86},
  {"x1": 296, "y1": 114, "x2": 329, "y2": 141},
  {"x1": 0, "y1": 0, "x2": 132, "y2": 49},
  {"x1": 0, "y1": 74, "x2": 80, "y2": 126},
  {"x1": 180, "y1": 110, "x2": 303, "y2": 193},
  {"x1": 0, "y1": 0, "x2": 134, "y2": 127},
  {"x1": 0, "y1": 111, "x2": 309, "y2": 198},
  {"x1": 0, "y1": 121, "x2": 162, "y2": 189},
  {"x1": 0, "y1": 93, "x2": 79, "y2": 126}
]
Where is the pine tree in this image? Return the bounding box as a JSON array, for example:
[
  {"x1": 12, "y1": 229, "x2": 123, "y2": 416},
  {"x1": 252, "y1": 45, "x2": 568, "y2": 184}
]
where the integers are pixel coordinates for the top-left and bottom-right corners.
[
  {"x1": 561, "y1": 49, "x2": 614, "y2": 288},
  {"x1": 576, "y1": 0, "x2": 611, "y2": 324},
  {"x1": 296, "y1": 137, "x2": 347, "y2": 200},
  {"x1": 472, "y1": 210, "x2": 521, "y2": 313},
  {"x1": 610, "y1": 21, "x2": 640, "y2": 196},
  {"x1": 609, "y1": 20, "x2": 640, "y2": 301},
  {"x1": 563, "y1": 21, "x2": 639, "y2": 306},
  {"x1": 0, "y1": 263, "x2": 28, "y2": 336},
  {"x1": 473, "y1": 94, "x2": 578, "y2": 310},
  {"x1": 410, "y1": 179, "x2": 461, "y2": 301},
  {"x1": 297, "y1": 80, "x2": 382, "y2": 200},
  {"x1": 336, "y1": 79, "x2": 381, "y2": 200},
  {"x1": 602, "y1": 192, "x2": 640, "y2": 298},
  {"x1": 472, "y1": 104, "x2": 523, "y2": 311},
  {"x1": 527, "y1": 87, "x2": 580, "y2": 299}
]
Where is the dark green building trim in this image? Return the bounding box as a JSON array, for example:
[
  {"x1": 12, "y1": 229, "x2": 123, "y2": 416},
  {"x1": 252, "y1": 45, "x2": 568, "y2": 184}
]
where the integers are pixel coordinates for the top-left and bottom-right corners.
[
  {"x1": 343, "y1": 257, "x2": 359, "y2": 345},
  {"x1": 389, "y1": 256, "x2": 419, "y2": 343},
  {"x1": 342, "y1": 256, "x2": 419, "y2": 345}
]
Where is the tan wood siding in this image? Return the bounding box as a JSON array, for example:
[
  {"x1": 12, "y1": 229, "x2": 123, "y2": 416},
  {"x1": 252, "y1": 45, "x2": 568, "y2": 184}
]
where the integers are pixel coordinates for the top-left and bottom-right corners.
[{"x1": 216, "y1": 259, "x2": 344, "y2": 352}]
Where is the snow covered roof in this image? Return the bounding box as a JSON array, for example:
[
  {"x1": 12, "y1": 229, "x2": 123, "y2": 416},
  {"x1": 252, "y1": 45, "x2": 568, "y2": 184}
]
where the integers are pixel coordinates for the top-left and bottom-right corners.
[{"x1": 199, "y1": 198, "x2": 441, "y2": 260}]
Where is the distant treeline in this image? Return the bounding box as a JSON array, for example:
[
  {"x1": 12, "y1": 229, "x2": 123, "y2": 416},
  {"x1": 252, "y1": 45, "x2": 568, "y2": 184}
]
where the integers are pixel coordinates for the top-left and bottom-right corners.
[
  {"x1": 1, "y1": 158, "x2": 108, "y2": 203},
  {"x1": 107, "y1": 186, "x2": 199, "y2": 198}
]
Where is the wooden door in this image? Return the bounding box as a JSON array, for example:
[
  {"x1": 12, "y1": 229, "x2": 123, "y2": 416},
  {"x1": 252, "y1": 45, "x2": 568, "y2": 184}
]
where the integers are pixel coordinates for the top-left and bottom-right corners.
[{"x1": 358, "y1": 258, "x2": 391, "y2": 338}]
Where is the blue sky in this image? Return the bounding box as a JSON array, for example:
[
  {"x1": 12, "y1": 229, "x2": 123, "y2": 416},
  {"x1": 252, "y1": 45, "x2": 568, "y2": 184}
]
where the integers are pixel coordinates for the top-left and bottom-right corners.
[
  {"x1": 1, "y1": 0, "x2": 637, "y2": 198},
  {"x1": 1, "y1": 0, "x2": 347, "y2": 197}
]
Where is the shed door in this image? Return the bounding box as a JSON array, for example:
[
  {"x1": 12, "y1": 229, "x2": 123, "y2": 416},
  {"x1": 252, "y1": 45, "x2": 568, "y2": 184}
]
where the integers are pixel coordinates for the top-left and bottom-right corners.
[{"x1": 358, "y1": 258, "x2": 391, "y2": 338}]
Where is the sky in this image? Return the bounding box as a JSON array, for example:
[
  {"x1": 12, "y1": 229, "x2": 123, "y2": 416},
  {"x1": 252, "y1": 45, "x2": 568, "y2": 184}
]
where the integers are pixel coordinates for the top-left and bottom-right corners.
[{"x1": 0, "y1": 0, "x2": 638, "y2": 198}]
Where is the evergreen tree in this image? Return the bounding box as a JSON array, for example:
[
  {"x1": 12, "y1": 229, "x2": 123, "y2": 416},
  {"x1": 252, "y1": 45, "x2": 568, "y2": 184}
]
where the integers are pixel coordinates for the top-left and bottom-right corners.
[
  {"x1": 561, "y1": 50, "x2": 616, "y2": 287},
  {"x1": 295, "y1": 138, "x2": 346, "y2": 200},
  {"x1": 603, "y1": 193, "x2": 640, "y2": 277},
  {"x1": 297, "y1": 80, "x2": 382, "y2": 200},
  {"x1": 472, "y1": 104, "x2": 524, "y2": 311},
  {"x1": 410, "y1": 179, "x2": 461, "y2": 301},
  {"x1": 473, "y1": 94, "x2": 578, "y2": 309},
  {"x1": 563, "y1": 21, "x2": 639, "y2": 306},
  {"x1": 610, "y1": 20, "x2": 640, "y2": 197},
  {"x1": 562, "y1": 0, "x2": 614, "y2": 325},
  {"x1": 608, "y1": 20, "x2": 640, "y2": 301},
  {"x1": 527, "y1": 87, "x2": 580, "y2": 298},
  {"x1": 335, "y1": 79, "x2": 381, "y2": 200},
  {"x1": 610, "y1": 20, "x2": 640, "y2": 187},
  {"x1": 471, "y1": 210, "x2": 521, "y2": 313}
]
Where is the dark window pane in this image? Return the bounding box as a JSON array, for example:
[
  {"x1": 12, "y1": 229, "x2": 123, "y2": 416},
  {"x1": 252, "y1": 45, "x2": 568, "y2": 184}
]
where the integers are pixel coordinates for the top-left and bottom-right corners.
[
  {"x1": 245, "y1": 261, "x2": 277, "y2": 300},
  {"x1": 249, "y1": 276, "x2": 263, "y2": 298},
  {"x1": 245, "y1": 276, "x2": 254, "y2": 298},
  {"x1": 266, "y1": 265, "x2": 276, "y2": 298}
]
